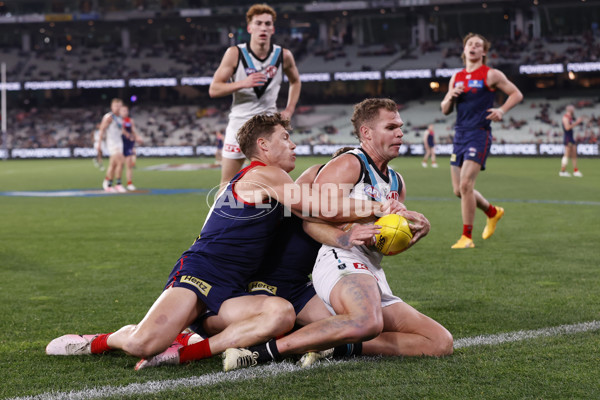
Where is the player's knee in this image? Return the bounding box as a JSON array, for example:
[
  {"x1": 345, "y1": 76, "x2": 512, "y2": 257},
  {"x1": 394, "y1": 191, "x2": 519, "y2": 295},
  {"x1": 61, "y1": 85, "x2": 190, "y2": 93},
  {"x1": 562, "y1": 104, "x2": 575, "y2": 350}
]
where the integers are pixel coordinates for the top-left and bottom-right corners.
[
  {"x1": 459, "y1": 180, "x2": 474, "y2": 196},
  {"x1": 428, "y1": 328, "x2": 454, "y2": 357},
  {"x1": 262, "y1": 297, "x2": 296, "y2": 335},
  {"x1": 453, "y1": 187, "x2": 461, "y2": 198},
  {"x1": 124, "y1": 331, "x2": 166, "y2": 358},
  {"x1": 345, "y1": 313, "x2": 384, "y2": 342}
]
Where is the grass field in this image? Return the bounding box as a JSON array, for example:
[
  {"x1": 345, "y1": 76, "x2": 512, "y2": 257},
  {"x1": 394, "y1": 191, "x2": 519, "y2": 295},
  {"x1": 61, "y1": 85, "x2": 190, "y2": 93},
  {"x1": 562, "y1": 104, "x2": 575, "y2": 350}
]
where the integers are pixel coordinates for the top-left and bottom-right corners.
[{"x1": 1, "y1": 155, "x2": 599, "y2": 400}]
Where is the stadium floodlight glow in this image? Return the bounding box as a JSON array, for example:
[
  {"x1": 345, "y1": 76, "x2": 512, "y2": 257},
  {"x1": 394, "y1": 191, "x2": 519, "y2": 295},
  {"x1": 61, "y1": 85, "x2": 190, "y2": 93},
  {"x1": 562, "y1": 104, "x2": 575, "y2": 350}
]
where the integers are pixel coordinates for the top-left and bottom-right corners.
[
  {"x1": 384, "y1": 69, "x2": 432, "y2": 79},
  {"x1": 24, "y1": 81, "x2": 74, "y2": 90},
  {"x1": 76, "y1": 79, "x2": 126, "y2": 89},
  {"x1": 567, "y1": 62, "x2": 600, "y2": 72},
  {"x1": 333, "y1": 71, "x2": 381, "y2": 81},
  {"x1": 0, "y1": 82, "x2": 21, "y2": 91},
  {"x1": 180, "y1": 76, "x2": 213, "y2": 86},
  {"x1": 128, "y1": 78, "x2": 178, "y2": 87},
  {"x1": 435, "y1": 68, "x2": 462, "y2": 78},
  {"x1": 518, "y1": 64, "x2": 564, "y2": 74}
]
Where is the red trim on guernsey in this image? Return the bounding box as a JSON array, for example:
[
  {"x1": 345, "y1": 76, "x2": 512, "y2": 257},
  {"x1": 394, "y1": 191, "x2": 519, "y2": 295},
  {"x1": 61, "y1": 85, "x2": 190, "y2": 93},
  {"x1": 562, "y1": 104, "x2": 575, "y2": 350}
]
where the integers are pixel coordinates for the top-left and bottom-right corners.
[{"x1": 231, "y1": 161, "x2": 268, "y2": 206}]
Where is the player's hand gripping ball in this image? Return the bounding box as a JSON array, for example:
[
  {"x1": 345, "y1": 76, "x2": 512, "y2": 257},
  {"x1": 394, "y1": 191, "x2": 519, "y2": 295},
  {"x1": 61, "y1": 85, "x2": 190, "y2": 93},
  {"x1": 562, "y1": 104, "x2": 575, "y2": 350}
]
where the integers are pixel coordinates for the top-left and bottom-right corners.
[{"x1": 374, "y1": 214, "x2": 413, "y2": 256}]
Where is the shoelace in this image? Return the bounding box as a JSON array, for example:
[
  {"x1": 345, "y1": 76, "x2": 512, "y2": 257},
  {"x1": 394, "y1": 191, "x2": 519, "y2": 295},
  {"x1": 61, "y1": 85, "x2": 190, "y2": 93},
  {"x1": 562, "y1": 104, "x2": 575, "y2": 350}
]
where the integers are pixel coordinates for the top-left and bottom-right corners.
[{"x1": 237, "y1": 351, "x2": 258, "y2": 367}]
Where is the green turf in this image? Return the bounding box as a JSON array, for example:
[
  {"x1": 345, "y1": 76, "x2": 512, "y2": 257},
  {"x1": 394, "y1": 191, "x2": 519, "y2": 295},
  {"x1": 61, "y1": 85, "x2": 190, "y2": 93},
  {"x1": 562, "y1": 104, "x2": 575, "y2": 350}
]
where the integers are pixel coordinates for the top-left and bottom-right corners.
[{"x1": 0, "y1": 156, "x2": 598, "y2": 399}]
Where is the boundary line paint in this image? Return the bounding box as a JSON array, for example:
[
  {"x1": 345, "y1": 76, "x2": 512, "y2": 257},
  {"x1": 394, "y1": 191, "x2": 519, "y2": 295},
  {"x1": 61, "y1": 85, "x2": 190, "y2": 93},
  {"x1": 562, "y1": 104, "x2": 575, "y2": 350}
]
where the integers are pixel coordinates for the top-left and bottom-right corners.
[{"x1": 8, "y1": 320, "x2": 600, "y2": 400}]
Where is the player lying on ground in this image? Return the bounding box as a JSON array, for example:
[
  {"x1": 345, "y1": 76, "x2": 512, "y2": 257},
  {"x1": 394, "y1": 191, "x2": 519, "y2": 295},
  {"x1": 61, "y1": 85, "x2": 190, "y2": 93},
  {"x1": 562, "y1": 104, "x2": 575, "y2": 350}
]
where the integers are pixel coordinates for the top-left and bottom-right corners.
[{"x1": 46, "y1": 113, "x2": 403, "y2": 369}]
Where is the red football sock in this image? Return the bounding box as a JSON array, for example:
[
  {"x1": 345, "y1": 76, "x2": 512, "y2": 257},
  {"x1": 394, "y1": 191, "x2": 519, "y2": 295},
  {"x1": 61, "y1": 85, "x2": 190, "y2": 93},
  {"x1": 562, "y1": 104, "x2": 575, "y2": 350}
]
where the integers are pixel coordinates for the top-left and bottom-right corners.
[
  {"x1": 175, "y1": 332, "x2": 195, "y2": 346},
  {"x1": 90, "y1": 333, "x2": 113, "y2": 354},
  {"x1": 574, "y1": 168, "x2": 579, "y2": 172},
  {"x1": 179, "y1": 339, "x2": 212, "y2": 363},
  {"x1": 463, "y1": 224, "x2": 473, "y2": 239},
  {"x1": 484, "y1": 204, "x2": 497, "y2": 218}
]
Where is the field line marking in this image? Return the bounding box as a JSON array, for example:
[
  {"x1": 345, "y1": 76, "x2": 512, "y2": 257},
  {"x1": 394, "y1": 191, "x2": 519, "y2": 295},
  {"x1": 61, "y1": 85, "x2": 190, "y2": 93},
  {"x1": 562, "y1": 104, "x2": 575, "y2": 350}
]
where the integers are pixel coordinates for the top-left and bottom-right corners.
[
  {"x1": 408, "y1": 196, "x2": 600, "y2": 206},
  {"x1": 453, "y1": 320, "x2": 600, "y2": 349},
  {"x1": 8, "y1": 320, "x2": 600, "y2": 400}
]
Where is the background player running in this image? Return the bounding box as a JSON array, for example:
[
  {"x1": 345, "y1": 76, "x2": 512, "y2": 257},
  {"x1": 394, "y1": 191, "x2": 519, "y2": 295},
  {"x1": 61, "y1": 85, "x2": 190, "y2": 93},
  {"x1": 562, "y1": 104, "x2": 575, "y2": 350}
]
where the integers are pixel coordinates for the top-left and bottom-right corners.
[{"x1": 441, "y1": 33, "x2": 523, "y2": 249}]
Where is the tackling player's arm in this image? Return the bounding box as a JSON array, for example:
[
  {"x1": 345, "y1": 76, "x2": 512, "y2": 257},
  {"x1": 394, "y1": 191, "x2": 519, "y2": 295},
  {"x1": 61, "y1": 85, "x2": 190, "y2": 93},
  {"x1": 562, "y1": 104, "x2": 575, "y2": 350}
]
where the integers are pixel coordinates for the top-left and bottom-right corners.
[
  {"x1": 441, "y1": 74, "x2": 462, "y2": 115},
  {"x1": 280, "y1": 49, "x2": 301, "y2": 121},
  {"x1": 247, "y1": 165, "x2": 399, "y2": 222},
  {"x1": 485, "y1": 68, "x2": 523, "y2": 122},
  {"x1": 209, "y1": 47, "x2": 268, "y2": 98},
  {"x1": 303, "y1": 220, "x2": 379, "y2": 250}
]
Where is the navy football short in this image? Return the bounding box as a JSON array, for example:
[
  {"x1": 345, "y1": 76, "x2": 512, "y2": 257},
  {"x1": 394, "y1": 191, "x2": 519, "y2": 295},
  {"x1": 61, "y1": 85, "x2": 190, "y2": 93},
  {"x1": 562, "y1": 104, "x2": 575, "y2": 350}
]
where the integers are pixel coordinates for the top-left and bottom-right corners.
[
  {"x1": 164, "y1": 253, "x2": 251, "y2": 315},
  {"x1": 450, "y1": 128, "x2": 492, "y2": 171},
  {"x1": 563, "y1": 132, "x2": 575, "y2": 145},
  {"x1": 247, "y1": 278, "x2": 317, "y2": 315},
  {"x1": 427, "y1": 135, "x2": 435, "y2": 148}
]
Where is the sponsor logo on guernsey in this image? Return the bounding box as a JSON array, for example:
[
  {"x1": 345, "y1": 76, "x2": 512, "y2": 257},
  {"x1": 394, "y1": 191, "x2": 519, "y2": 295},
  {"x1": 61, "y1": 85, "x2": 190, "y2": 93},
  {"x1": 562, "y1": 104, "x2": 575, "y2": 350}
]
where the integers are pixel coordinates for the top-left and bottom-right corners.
[
  {"x1": 224, "y1": 143, "x2": 241, "y2": 153},
  {"x1": 364, "y1": 185, "x2": 381, "y2": 200},
  {"x1": 245, "y1": 68, "x2": 257, "y2": 75},
  {"x1": 337, "y1": 263, "x2": 347, "y2": 270},
  {"x1": 264, "y1": 65, "x2": 278, "y2": 78},
  {"x1": 386, "y1": 191, "x2": 399, "y2": 201},
  {"x1": 180, "y1": 275, "x2": 212, "y2": 296},
  {"x1": 353, "y1": 262, "x2": 368, "y2": 270},
  {"x1": 248, "y1": 281, "x2": 278, "y2": 295},
  {"x1": 468, "y1": 79, "x2": 483, "y2": 88}
]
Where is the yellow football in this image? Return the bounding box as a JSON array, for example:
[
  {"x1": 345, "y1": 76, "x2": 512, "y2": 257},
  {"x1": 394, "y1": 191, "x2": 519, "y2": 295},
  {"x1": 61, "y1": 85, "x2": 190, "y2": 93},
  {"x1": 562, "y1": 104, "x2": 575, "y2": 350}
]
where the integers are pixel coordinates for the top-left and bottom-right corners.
[{"x1": 374, "y1": 214, "x2": 413, "y2": 256}]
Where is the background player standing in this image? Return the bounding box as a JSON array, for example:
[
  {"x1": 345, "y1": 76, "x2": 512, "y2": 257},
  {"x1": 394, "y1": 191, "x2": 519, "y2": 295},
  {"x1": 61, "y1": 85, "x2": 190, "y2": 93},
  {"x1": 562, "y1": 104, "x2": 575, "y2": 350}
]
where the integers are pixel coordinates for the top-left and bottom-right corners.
[
  {"x1": 441, "y1": 33, "x2": 523, "y2": 249},
  {"x1": 559, "y1": 105, "x2": 584, "y2": 177},
  {"x1": 120, "y1": 105, "x2": 143, "y2": 191},
  {"x1": 421, "y1": 124, "x2": 437, "y2": 168},
  {"x1": 209, "y1": 3, "x2": 301, "y2": 188},
  {"x1": 99, "y1": 98, "x2": 126, "y2": 193}
]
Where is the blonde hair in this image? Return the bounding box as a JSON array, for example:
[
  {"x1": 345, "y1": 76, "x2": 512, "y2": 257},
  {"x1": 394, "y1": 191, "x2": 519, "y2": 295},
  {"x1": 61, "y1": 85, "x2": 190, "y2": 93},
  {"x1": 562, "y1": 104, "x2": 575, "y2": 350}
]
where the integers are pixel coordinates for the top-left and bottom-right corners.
[
  {"x1": 461, "y1": 32, "x2": 490, "y2": 65},
  {"x1": 246, "y1": 3, "x2": 276, "y2": 24},
  {"x1": 237, "y1": 113, "x2": 290, "y2": 158},
  {"x1": 351, "y1": 98, "x2": 398, "y2": 140}
]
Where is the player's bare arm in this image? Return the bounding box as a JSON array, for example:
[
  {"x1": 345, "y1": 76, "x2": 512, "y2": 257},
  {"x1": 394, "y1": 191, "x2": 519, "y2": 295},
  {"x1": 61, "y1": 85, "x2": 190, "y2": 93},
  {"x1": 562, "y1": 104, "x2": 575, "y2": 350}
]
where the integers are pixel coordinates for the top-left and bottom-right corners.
[
  {"x1": 441, "y1": 74, "x2": 462, "y2": 115},
  {"x1": 97, "y1": 114, "x2": 112, "y2": 147},
  {"x1": 209, "y1": 47, "x2": 267, "y2": 98},
  {"x1": 302, "y1": 220, "x2": 379, "y2": 250},
  {"x1": 313, "y1": 154, "x2": 404, "y2": 222},
  {"x1": 485, "y1": 68, "x2": 523, "y2": 122},
  {"x1": 281, "y1": 49, "x2": 301, "y2": 121},
  {"x1": 242, "y1": 164, "x2": 396, "y2": 222},
  {"x1": 562, "y1": 114, "x2": 582, "y2": 130}
]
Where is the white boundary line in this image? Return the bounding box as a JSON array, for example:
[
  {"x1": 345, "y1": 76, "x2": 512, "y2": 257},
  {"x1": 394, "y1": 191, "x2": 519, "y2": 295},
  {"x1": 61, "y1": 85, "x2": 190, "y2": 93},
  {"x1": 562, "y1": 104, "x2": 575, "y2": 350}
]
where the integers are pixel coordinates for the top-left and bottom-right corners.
[{"x1": 8, "y1": 320, "x2": 600, "y2": 400}]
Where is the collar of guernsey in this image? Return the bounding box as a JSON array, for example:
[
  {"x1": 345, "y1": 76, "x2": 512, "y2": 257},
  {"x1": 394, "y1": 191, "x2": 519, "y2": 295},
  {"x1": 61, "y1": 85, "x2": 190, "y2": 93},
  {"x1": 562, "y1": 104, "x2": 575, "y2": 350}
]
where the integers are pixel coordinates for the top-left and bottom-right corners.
[
  {"x1": 355, "y1": 151, "x2": 399, "y2": 202},
  {"x1": 240, "y1": 45, "x2": 281, "y2": 71},
  {"x1": 110, "y1": 112, "x2": 123, "y2": 129}
]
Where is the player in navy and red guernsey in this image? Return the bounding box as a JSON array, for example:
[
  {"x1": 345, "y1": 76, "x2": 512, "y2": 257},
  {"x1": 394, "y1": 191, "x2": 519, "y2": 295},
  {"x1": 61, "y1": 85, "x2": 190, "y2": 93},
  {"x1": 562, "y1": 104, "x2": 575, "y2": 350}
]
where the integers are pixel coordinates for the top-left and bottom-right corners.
[
  {"x1": 46, "y1": 114, "x2": 399, "y2": 370},
  {"x1": 441, "y1": 33, "x2": 523, "y2": 249},
  {"x1": 559, "y1": 105, "x2": 584, "y2": 177}
]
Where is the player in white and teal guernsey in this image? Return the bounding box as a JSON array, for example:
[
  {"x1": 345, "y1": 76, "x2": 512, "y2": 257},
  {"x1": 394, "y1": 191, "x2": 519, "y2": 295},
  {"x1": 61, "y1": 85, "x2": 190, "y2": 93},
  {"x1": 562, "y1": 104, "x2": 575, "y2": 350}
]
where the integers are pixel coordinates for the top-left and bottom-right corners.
[
  {"x1": 209, "y1": 3, "x2": 301, "y2": 188},
  {"x1": 222, "y1": 99, "x2": 453, "y2": 371}
]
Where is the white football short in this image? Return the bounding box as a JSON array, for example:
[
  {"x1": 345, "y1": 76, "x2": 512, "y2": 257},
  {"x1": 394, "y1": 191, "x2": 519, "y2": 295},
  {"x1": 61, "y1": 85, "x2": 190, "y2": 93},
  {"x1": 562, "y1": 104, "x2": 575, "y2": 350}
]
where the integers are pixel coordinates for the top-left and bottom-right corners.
[
  {"x1": 223, "y1": 117, "x2": 248, "y2": 160},
  {"x1": 106, "y1": 132, "x2": 123, "y2": 156},
  {"x1": 312, "y1": 245, "x2": 402, "y2": 315}
]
